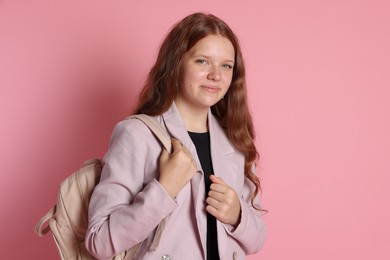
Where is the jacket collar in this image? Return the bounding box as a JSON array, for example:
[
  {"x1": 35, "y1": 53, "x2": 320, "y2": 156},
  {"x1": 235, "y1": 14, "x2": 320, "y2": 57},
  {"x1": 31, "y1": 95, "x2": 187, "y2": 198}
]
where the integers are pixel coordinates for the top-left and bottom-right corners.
[{"x1": 160, "y1": 102, "x2": 235, "y2": 159}]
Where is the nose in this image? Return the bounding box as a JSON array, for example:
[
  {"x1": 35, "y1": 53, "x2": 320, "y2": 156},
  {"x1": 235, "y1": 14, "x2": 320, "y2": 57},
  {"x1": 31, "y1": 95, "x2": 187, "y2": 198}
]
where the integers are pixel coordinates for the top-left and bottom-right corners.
[{"x1": 207, "y1": 65, "x2": 221, "y2": 81}]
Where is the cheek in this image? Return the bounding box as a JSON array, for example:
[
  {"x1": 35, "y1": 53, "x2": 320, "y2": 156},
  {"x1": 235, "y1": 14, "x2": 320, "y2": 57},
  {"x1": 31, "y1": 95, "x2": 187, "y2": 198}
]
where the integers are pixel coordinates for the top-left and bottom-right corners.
[
  {"x1": 182, "y1": 70, "x2": 205, "y2": 85},
  {"x1": 223, "y1": 73, "x2": 233, "y2": 88}
]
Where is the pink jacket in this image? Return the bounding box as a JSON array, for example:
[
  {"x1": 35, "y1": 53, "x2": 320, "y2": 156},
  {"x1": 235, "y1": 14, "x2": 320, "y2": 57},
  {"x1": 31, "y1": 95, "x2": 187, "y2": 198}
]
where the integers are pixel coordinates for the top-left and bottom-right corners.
[{"x1": 85, "y1": 103, "x2": 266, "y2": 260}]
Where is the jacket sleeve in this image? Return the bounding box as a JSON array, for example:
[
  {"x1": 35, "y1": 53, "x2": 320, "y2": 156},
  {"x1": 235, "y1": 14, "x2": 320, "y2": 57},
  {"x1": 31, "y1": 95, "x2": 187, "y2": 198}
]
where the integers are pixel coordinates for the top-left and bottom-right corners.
[
  {"x1": 85, "y1": 120, "x2": 177, "y2": 259},
  {"x1": 222, "y1": 167, "x2": 266, "y2": 254}
]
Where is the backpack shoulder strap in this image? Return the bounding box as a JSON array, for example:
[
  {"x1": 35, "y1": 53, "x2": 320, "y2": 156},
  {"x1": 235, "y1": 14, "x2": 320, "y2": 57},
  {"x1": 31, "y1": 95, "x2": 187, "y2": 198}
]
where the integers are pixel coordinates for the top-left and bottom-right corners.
[
  {"x1": 126, "y1": 114, "x2": 172, "y2": 254},
  {"x1": 128, "y1": 114, "x2": 172, "y2": 154},
  {"x1": 34, "y1": 206, "x2": 56, "y2": 237}
]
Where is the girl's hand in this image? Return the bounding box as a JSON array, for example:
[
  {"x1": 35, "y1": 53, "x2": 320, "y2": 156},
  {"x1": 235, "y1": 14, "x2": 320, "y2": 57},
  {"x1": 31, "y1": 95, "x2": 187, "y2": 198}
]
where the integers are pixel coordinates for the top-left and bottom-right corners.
[
  {"x1": 158, "y1": 138, "x2": 197, "y2": 199},
  {"x1": 206, "y1": 175, "x2": 241, "y2": 227}
]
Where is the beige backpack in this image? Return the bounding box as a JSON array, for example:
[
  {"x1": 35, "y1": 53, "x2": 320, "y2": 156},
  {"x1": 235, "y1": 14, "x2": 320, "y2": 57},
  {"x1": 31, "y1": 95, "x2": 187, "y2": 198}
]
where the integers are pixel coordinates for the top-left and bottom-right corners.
[{"x1": 35, "y1": 115, "x2": 172, "y2": 260}]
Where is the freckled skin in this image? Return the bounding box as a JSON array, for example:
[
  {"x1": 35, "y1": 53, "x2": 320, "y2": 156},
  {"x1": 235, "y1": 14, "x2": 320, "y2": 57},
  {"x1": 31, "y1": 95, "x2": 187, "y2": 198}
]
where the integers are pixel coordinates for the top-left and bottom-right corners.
[{"x1": 175, "y1": 35, "x2": 235, "y2": 115}]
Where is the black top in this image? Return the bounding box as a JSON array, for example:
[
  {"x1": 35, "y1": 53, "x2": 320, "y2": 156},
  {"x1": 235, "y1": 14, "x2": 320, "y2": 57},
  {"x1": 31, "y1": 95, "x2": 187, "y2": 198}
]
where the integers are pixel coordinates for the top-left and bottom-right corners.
[{"x1": 188, "y1": 131, "x2": 220, "y2": 260}]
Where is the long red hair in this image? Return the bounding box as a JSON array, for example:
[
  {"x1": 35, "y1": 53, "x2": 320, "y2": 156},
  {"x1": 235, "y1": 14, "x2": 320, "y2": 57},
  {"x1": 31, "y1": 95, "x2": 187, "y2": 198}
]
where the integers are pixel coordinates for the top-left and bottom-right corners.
[{"x1": 134, "y1": 13, "x2": 262, "y2": 209}]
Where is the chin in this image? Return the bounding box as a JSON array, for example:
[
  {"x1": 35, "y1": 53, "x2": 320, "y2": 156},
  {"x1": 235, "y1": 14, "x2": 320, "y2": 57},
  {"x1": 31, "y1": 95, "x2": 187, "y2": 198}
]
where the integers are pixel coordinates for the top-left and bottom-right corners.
[{"x1": 200, "y1": 99, "x2": 220, "y2": 107}]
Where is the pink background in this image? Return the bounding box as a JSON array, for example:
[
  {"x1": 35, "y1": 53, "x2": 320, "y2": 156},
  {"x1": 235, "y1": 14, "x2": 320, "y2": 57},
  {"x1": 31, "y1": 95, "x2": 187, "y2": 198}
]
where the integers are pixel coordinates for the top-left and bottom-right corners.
[{"x1": 1, "y1": 0, "x2": 389, "y2": 259}]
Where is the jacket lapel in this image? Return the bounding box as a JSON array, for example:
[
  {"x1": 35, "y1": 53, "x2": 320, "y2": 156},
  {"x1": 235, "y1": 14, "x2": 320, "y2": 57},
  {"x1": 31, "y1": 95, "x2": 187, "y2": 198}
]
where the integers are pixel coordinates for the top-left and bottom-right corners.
[
  {"x1": 160, "y1": 103, "x2": 207, "y2": 255},
  {"x1": 160, "y1": 103, "x2": 240, "y2": 257},
  {"x1": 208, "y1": 111, "x2": 242, "y2": 257},
  {"x1": 208, "y1": 110, "x2": 237, "y2": 184},
  {"x1": 160, "y1": 102, "x2": 201, "y2": 167}
]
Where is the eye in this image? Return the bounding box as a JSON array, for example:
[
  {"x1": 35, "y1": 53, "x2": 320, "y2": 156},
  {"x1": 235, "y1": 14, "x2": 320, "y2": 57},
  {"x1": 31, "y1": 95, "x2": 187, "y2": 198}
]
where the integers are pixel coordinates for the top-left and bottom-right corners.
[
  {"x1": 195, "y1": 59, "x2": 208, "y2": 65},
  {"x1": 222, "y1": 64, "x2": 233, "y2": 70}
]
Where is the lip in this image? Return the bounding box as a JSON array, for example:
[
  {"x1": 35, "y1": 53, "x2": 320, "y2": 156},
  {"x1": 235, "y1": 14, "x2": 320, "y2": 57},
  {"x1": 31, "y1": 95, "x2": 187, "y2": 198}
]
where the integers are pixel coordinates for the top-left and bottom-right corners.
[{"x1": 201, "y1": 85, "x2": 219, "y2": 93}]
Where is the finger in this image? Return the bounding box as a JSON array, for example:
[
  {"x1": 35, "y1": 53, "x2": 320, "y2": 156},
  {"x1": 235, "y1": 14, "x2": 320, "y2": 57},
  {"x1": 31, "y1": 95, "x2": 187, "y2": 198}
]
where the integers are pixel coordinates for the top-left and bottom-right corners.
[
  {"x1": 179, "y1": 144, "x2": 197, "y2": 166},
  {"x1": 159, "y1": 149, "x2": 169, "y2": 163},
  {"x1": 183, "y1": 147, "x2": 196, "y2": 165},
  {"x1": 210, "y1": 175, "x2": 225, "y2": 185},
  {"x1": 206, "y1": 205, "x2": 219, "y2": 218},
  {"x1": 206, "y1": 196, "x2": 222, "y2": 210},
  {"x1": 208, "y1": 190, "x2": 225, "y2": 202},
  {"x1": 171, "y1": 139, "x2": 186, "y2": 155},
  {"x1": 209, "y1": 183, "x2": 227, "y2": 193},
  {"x1": 171, "y1": 138, "x2": 182, "y2": 152}
]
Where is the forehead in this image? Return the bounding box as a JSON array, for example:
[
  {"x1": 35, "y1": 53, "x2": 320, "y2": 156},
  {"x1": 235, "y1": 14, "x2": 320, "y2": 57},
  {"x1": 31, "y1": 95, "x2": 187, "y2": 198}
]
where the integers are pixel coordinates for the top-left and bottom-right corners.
[{"x1": 187, "y1": 35, "x2": 235, "y2": 59}]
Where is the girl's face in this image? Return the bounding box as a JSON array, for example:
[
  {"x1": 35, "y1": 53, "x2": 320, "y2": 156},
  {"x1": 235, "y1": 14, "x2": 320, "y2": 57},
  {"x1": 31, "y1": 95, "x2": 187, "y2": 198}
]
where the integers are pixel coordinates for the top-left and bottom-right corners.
[{"x1": 175, "y1": 35, "x2": 235, "y2": 113}]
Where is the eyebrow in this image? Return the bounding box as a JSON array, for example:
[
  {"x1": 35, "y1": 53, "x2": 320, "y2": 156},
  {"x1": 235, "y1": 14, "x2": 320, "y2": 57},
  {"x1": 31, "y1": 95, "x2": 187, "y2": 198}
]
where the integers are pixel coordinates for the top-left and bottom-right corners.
[{"x1": 192, "y1": 53, "x2": 235, "y2": 64}]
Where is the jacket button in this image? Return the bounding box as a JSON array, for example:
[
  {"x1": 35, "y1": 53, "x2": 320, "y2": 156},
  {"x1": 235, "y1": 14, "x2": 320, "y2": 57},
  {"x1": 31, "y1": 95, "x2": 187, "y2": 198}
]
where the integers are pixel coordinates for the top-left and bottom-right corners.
[
  {"x1": 233, "y1": 251, "x2": 238, "y2": 260},
  {"x1": 161, "y1": 254, "x2": 171, "y2": 260}
]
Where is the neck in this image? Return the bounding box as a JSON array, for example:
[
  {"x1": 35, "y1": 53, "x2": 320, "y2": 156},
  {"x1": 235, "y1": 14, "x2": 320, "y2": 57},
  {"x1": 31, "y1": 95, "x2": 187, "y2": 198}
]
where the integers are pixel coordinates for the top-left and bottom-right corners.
[{"x1": 175, "y1": 100, "x2": 209, "y2": 133}]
